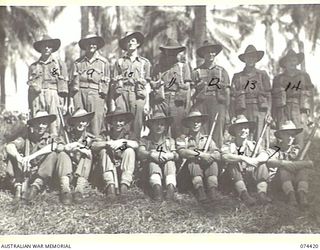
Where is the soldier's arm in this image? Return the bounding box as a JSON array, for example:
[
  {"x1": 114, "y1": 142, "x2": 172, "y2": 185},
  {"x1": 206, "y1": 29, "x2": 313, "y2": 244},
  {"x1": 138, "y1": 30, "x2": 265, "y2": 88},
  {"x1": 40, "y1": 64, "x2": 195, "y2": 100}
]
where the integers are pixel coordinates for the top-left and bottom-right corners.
[
  {"x1": 57, "y1": 60, "x2": 69, "y2": 97},
  {"x1": 99, "y1": 59, "x2": 111, "y2": 97},
  {"x1": 70, "y1": 62, "x2": 80, "y2": 94},
  {"x1": 6, "y1": 140, "x2": 24, "y2": 162},
  {"x1": 262, "y1": 71, "x2": 272, "y2": 113},
  {"x1": 223, "y1": 68, "x2": 231, "y2": 107},
  {"x1": 305, "y1": 73, "x2": 315, "y2": 119}
]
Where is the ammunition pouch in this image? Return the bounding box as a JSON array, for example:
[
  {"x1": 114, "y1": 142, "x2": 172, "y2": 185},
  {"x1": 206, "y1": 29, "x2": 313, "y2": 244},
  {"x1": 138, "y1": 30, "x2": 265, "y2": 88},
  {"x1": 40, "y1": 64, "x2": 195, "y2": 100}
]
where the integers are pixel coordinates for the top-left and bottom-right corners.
[
  {"x1": 135, "y1": 80, "x2": 146, "y2": 100},
  {"x1": 272, "y1": 88, "x2": 286, "y2": 108},
  {"x1": 28, "y1": 77, "x2": 42, "y2": 95},
  {"x1": 57, "y1": 79, "x2": 68, "y2": 97},
  {"x1": 258, "y1": 91, "x2": 269, "y2": 110},
  {"x1": 300, "y1": 90, "x2": 313, "y2": 112},
  {"x1": 150, "y1": 82, "x2": 165, "y2": 103},
  {"x1": 235, "y1": 91, "x2": 246, "y2": 111}
]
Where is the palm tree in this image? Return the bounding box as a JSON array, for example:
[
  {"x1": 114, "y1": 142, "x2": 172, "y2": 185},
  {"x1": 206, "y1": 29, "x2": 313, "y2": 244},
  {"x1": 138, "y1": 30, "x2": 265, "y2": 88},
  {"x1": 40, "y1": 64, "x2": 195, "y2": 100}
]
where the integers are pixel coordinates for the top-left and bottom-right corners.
[{"x1": 0, "y1": 6, "x2": 48, "y2": 110}]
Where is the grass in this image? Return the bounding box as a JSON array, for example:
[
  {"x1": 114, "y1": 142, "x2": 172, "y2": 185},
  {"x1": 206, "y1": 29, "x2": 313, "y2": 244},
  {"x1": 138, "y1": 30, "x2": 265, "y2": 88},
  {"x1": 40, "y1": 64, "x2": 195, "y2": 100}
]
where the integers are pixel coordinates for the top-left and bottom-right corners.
[{"x1": 0, "y1": 113, "x2": 320, "y2": 234}]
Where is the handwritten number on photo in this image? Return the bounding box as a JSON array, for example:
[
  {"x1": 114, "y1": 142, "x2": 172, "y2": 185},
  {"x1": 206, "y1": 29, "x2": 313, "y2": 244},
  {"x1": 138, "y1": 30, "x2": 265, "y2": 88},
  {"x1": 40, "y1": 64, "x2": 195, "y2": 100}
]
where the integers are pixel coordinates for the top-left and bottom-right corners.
[
  {"x1": 268, "y1": 146, "x2": 281, "y2": 160},
  {"x1": 51, "y1": 68, "x2": 59, "y2": 77},
  {"x1": 244, "y1": 80, "x2": 257, "y2": 90},
  {"x1": 285, "y1": 81, "x2": 302, "y2": 91},
  {"x1": 208, "y1": 77, "x2": 221, "y2": 89},
  {"x1": 87, "y1": 69, "x2": 95, "y2": 78}
]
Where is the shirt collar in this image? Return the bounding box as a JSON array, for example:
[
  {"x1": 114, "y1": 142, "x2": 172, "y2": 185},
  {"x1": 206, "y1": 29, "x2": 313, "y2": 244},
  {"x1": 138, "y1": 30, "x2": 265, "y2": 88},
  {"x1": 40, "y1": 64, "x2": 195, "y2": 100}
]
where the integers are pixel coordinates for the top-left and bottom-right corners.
[
  {"x1": 123, "y1": 53, "x2": 141, "y2": 62},
  {"x1": 38, "y1": 55, "x2": 55, "y2": 64}
]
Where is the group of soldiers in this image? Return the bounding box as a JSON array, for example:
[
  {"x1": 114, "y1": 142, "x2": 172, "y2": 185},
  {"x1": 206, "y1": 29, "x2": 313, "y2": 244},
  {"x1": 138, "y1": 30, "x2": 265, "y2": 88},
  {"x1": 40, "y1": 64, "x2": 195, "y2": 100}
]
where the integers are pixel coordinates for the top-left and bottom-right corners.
[{"x1": 3, "y1": 31, "x2": 317, "y2": 210}]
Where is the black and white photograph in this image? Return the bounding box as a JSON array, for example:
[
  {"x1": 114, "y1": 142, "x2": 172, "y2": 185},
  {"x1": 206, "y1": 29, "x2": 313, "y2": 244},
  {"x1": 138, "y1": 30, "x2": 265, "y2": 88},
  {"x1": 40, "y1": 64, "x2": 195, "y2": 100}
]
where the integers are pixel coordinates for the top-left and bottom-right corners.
[{"x1": 1, "y1": 4, "x2": 320, "y2": 240}]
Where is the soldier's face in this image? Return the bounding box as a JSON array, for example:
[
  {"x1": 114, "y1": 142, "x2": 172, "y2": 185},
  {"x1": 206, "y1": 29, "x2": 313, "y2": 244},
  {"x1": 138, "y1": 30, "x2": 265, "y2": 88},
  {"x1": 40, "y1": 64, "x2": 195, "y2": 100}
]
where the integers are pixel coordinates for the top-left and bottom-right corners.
[
  {"x1": 188, "y1": 118, "x2": 202, "y2": 133},
  {"x1": 41, "y1": 46, "x2": 53, "y2": 56},
  {"x1": 76, "y1": 120, "x2": 89, "y2": 132},
  {"x1": 235, "y1": 125, "x2": 250, "y2": 139},
  {"x1": 127, "y1": 38, "x2": 140, "y2": 51},
  {"x1": 279, "y1": 133, "x2": 295, "y2": 145},
  {"x1": 150, "y1": 120, "x2": 166, "y2": 134},
  {"x1": 34, "y1": 122, "x2": 49, "y2": 135},
  {"x1": 245, "y1": 58, "x2": 256, "y2": 67},
  {"x1": 87, "y1": 43, "x2": 98, "y2": 54},
  {"x1": 111, "y1": 118, "x2": 125, "y2": 132},
  {"x1": 204, "y1": 52, "x2": 216, "y2": 62},
  {"x1": 285, "y1": 58, "x2": 298, "y2": 71}
]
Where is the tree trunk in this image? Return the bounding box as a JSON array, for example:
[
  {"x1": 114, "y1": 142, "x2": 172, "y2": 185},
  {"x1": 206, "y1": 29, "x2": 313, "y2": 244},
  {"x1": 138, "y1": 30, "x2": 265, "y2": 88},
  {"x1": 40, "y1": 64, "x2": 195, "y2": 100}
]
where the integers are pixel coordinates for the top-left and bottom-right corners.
[
  {"x1": 193, "y1": 6, "x2": 207, "y2": 67},
  {"x1": 0, "y1": 6, "x2": 6, "y2": 110},
  {"x1": 116, "y1": 6, "x2": 122, "y2": 56},
  {"x1": 80, "y1": 7, "x2": 89, "y2": 57}
]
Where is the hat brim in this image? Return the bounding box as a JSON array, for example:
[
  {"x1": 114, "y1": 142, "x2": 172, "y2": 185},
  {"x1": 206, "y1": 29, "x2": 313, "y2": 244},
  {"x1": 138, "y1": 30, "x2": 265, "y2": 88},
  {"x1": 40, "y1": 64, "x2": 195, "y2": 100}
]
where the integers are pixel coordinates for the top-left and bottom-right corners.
[
  {"x1": 27, "y1": 114, "x2": 57, "y2": 126},
  {"x1": 119, "y1": 32, "x2": 145, "y2": 51},
  {"x1": 196, "y1": 44, "x2": 222, "y2": 58},
  {"x1": 145, "y1": 116, "x2": 174, "y2": 127},
  {"x1": 238, "y1": 51, "x2": 264, "y2": 63},
  {"x1": 274, "y1": 128, "x2": 303, "y2": 138},
  {"x1": 228, "y1": 121, "x2": 256, "y2": 137},
  {"x1": 67, "y1": 112, "x2": 95, "y2": 125},
  {"x1": 79, "y1": 36, "x2": 105, "y2": 50},
  {"x1": 182, "y1": 114, "x2": 209, "y2": 127},
  {"x1": 159, "y1": 45, "x2": 186, "y2": 54},
  {"x1": 105, "y1": 112, "x2": 134, "y2": 124},
  {"x1": 33, "y1": 39, "x2": 61, "y2": 53},
  {"x1": 279, "y1": 53, "x2": 304, "y2": 68}
]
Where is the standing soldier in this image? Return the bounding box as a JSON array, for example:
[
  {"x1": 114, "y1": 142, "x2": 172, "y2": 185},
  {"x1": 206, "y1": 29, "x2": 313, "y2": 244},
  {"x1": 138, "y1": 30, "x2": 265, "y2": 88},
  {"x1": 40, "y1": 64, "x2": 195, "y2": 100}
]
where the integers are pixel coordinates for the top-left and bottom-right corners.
[
  {"x1": 272, "y1": 49, "x2": 314, "y2": 147},
  {"x1": 70, "y1": 33, "x2": 110, "y2": 136},
  {"x1": 231, "y1": 45, "x2": 271, "y2": 148},
  {"x1": 91, "y1": 107, "x2": 138, "y2": 199},
  {"x1": 137, "y1": 109, "x2": 179, "y2": 201},
  {"x1": 176, "y1": 110, "x2": 222, "y2": 203},
  {"x1": 28, "y1": 35, "x2": 68, "y2": 136},
  {"x1": 111, "y1": 31, "x2": 151, "y2": 138},
  {"x1": 221, "y1": 115, "x2": 272, "y2": 206},
  {"x1": 150, "y1": 38, "x2": 192, "y2": 138},
  {"x1": 192, "y1": 41, "x2": 230, "y2": 147}
]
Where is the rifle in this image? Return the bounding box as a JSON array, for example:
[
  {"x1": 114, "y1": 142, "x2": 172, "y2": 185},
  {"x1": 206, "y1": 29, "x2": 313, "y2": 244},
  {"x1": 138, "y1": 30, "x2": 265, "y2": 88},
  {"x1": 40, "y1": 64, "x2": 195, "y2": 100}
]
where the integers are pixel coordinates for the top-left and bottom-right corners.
[
  {"x1": 177, "y1": 112, "x2": 219, "y2": 175},
  {"x1": 57, "y1": 107, "x2": 70, "y2": 144},
  {"x1": 298, "y1": 116, "x2": 320, "y2": 160},
  {"x1": 21, "y1": 135, "x2": 30, "y2": 200},
  {"x1": 251, "y1": 114, "x2": 272, "y2": 157},
  {"x1": 104, "y1": 135, "x2": 119, "y2": 194}
]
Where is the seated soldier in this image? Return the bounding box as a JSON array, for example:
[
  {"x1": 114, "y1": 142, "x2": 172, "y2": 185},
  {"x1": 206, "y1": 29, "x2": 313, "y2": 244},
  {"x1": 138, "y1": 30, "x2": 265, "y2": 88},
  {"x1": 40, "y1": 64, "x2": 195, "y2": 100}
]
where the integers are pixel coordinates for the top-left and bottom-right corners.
[
  {"x1": 23, "y1": 109, "x2": 95, "y2": 205},
  {"x1": 254, "y1": 121, "x2": 310, "y2": 209},
  {"x1": 56, "y1": 108, "x2": 96, "y2": 204},
  {"x1": 176, "y1": 110, "x2": 221, "y2": 203},
  {"x1": 138, "y1": 109, "x2": 179, "y2": 201},
  {"x1": 5, "y1": 111, "x2": 58, "y2": 201},
  {"x1": 91, "y1": 107, "x2": 138, "y2": 199},
  {"x1": 221, "y1": 115, "x2": 271, "y2": 206}
]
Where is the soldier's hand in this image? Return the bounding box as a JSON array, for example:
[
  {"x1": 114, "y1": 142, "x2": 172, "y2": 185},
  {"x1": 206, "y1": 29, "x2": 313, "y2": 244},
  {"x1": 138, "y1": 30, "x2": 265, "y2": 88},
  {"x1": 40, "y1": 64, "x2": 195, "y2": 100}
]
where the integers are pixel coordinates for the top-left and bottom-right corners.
[
  {"x1": 76, "y1": 147, "x2": 92, "y2": 159},
  {"x1": 200, "y1": 152, "x2": 214, "y2": 164},
  {"x1": 243, "y1": 156, "x2": 259, "y2": 168}
]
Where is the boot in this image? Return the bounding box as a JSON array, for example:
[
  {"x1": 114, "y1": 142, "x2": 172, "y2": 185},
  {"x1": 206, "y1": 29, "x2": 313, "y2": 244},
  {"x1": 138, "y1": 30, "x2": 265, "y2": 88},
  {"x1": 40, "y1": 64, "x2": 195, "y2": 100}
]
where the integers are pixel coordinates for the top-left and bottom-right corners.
[
  {"x1": 165, "y1": 184, "x2": 175, "y2": 201},
  {"x1": 207, "y1": 187, "x2": 220, "y2": 202},
  {"x1": 106, "y1": 184, "x2": 116, "y2": 199},
  {"x1": 14, "y1": 185, "x2": 22, "y2": 201},
  {"x1": 60, "y1": 192, "x2": 73, "y2": 205},
  {"x1": 73, "y1": 192, "x2": 83, "y2": 204},
  {"x1": 240, "y1": 190, "x2": 256, "y2": 206},
  {"x1": 28, "y1": 185, "x2": 39, "y2": 201},
  {"x1": 298, "y1": 191, "x2": 308, "y2": 210},
  {"x1": 196, "y1": 186, "x2": 207, "y2": 203},
  {"x1": 120, "y1": 183, "x2": 128, "y2": 196},
  {"x1": 152, "y1": 184, "x2": 163, "y2": 201},
  {"x1": 287, "y1": 191, "x2": 298, "y2": 207},
  {"x1": 258, "y1": 192, "x2": 272, "y2": 205}
]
